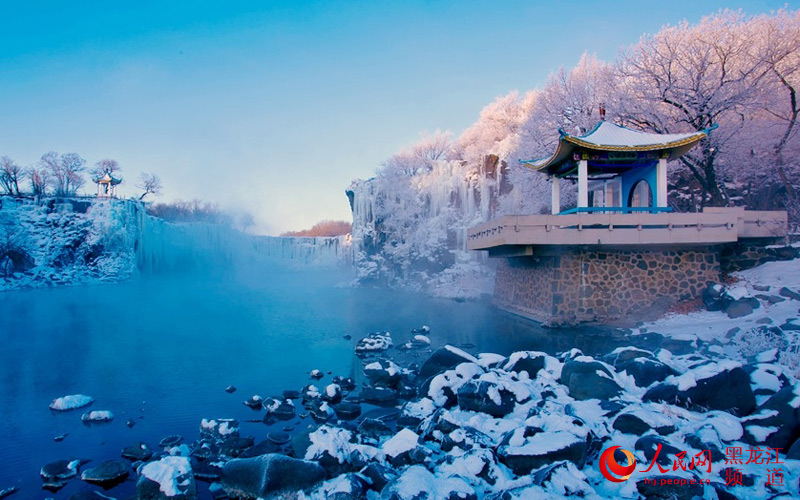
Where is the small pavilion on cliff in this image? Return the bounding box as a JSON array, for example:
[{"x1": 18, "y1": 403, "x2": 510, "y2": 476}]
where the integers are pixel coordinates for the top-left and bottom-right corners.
[
  {"x1": 467, "y1": 121, "x2": 787, "y2": 326},
  {"x1": 93, "y1": 170, "x2": 122, "y2": 198},
  {"x1": 522, "y1": 121, "x2": 713, "y2": 215}
]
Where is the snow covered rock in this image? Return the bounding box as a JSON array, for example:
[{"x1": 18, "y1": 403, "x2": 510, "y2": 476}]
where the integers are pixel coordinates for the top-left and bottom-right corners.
[
  {"x1": 616, "y1": 357, "x2": 677, "y2": 388},
  {"x1": 305, "y1": 472, "x2": 369, "y2": 500},
  {"x1": 457, "y1": 376, "x2": 518, "y2": 417},
  {"x1": 81, "y1": 410, "x2": 114, "y2": 423},
  {"x1": 382, "y1": 428, "x2": 428, "y2": 468},
  {"x1": 560, "y1": 358, "x2": 622, "y2": 401},
  {"x1": 742, "y1": 384, "x2": 800, "y2": 449},
  {"x1": 322, "y1": 384, "x2": 342, "y2": 404},
  {"x1": 355, "y1": 332, "x2": 392, "y2": 355},
  {"x1": 137, "y1": 456, "x2": 196, "y2": 499},
  {"x1": 49, "y1": 394, "x2": 93, "y2": 411},
  {"x1": 635, "y1": 435, "x2": 681, "y2": 468},
  {"x1": 40, "y1": 459, "x2": 81, "y2": 491},
  {"x1": 379, "y1": 465, "x2": 476, "y2": 500},
  {"x1": 80, "y1": 460, "x2": 129, "y2": 485},
  {"x1": 221, "y1": 454, "x2": 324, "y2": 499},
  {"x1": 702, "y1": 283, "x2": 728, "y2": 311},
  {"x1": 304, "y1": 426, "x2": 381, "y2": 477},
  {"x1": 359, "y1": 462, "x2": 398, "y2": 492},
  {"x1": 497, "y1": 429, "x2": 588, "y2": 475},
  {"x1": 363, "y1": 359, "x2": 402, "y2": 388},
  {"x1": 418, "y1": 345, "x2": 478, "y2": 380},
  {"x1": 122, "y1": 442, "x2": 153, "y2": 461},
  {"x1": 503, "y1": 351, "x2": 558, "y2": 379},
  {"x1": 725, "y1": 297, "x2": 759, "y2": 318},
  {"x1": 530, "y1": 460, "x2": 596, "y2": 497},
  {"x1": 358, "y1": 419, "x2": 393, "y2": 446},
  {"x1": 425, "y1": 362, "x2": 484, "y2": 408},
  {"x1": 263, "y1": 398, "x2": 295, "y2": 420},
  {"x1": 612, "y1": 408, "x2": 676, "y2": 436},
  {"x1": 643, "y1": 362, "x2": 756, "y2": 416}
]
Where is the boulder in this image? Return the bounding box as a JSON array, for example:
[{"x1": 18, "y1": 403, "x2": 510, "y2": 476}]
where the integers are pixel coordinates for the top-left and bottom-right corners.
[
  {"x1": 137, "y1": 456, "x2": 196, "y2": 500},
  {"x1": 220, "y1": 454, "x2": 324, "y2": 499},
  {"x1": 725, "y1": 298, "x2": 759, "y2": 319},
  {"x1": 643, "y1": 363, "x2": 756, "y2": 416},
  {"x1": 122, "y1": 443, "x2": 153, "y2": 461},
  {"x1": 497, "y1": 429, "x2": 587, "y2": 475},
  {"x1": 457, "y1": 378, "x2": 516, "y2": 417},
  {"x1": 380, "y1": 465, "x2": 476, "y2": 500},
  {"x1": 702, "y1": 284, "x2": 728, "y2": 311},
  {"x1": 49, "y1": 394, "x2": 93, "y2": 411},
  {"x1": 363, "y1": 359, "x2": 401, "y2": 388},
  {"x1": 80, "y1": 460, "x2": 129, "y2": 485},
  {"x1": 636, "y1": 475, "x2": 704, "y2": 499},
  {"x1": 560, "y1": 359, "x2": 622, "y2": 401},
  {"x1": 743, "y1": 385, "x2": 800, "y2": 450},
  {"x1": 617, "y1": 358, "x2": 678, "y2": 388},
  {"x1": 634, "y1": 435, "x2": 682, "y2": 468},
  {"x1": 418, "y1": 346, "x2": 477, "y2": 380}
]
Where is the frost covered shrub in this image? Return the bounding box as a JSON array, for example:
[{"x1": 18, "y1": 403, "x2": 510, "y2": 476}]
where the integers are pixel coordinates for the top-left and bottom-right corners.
[{"x1": 736, "y1": 326, "x2": 787, "y2": 358}]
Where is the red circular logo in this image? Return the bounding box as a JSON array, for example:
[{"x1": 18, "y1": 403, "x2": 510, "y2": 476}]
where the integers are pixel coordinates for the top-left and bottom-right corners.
[{"x1": 599, "y1": 446, "x2": 637, "y2": 482}]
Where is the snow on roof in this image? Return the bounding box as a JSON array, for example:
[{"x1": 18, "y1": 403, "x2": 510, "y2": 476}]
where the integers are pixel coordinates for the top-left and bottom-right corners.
[
  {"x1": 567, "y1": 121, "x2": 706, "y2": 149},
  {"x1": 523, "y1": 121, "x2": 712, "y2": 174}
]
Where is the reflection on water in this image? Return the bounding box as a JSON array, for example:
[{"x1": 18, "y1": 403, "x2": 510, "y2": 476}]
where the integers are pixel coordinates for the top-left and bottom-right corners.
[{"x1": 0, "y1": 264, "x2": 636, "y2": 497}]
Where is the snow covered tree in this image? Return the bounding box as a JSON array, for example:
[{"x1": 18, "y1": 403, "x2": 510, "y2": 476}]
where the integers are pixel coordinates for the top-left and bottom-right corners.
[
  {"x1": 40, "y1": 151, "x2": 87, "y2": 197},
  {"x1": 381, "y1": 130, "x2": 454, "y2": 178},
  {"x1": 137, "y1": 172, "x2": 162, "y2": 200},
  {"x1": 27, "y1": 167, "x2": 49, "y2": 197},
  {"x1": 0, "y1": 156, "x2": 22, "y2": 195},
  {"x1": 615, "y1": 11, "x2": 771, "y2": 207},
  {"x1": 90, "y1": 158, "x2": 121, "y2": 178}
]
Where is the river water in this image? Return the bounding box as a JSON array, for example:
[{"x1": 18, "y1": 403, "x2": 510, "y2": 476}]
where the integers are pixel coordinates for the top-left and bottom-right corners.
[{"x1": 0, "y1": 263, "x2": 632, "y2": 498}]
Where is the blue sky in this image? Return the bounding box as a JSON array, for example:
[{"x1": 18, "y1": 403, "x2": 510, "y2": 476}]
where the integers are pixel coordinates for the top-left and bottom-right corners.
[{"x1": 0, "y1": 0, "x2": 790, "y2": 233}]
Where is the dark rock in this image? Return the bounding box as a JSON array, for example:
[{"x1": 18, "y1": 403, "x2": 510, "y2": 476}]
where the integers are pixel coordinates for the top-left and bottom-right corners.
[
  {"x1": 659, "y1": 338, "x2": 696, "y2": 355},
  {"x1": 364, "y1": 359, "x2": 402, "y2": 388},
  {"x1": 779, "y1": 287, "x2": 800, "y2": 301},
  {"x1": 343, "y1": 334, "x2": 352, "y2": 340},
  {"x1": 243, "y1": 396, "x2": 263, "y2": 410},
  {"x1": 310, "y1": 369, "x2": 324, "y2": 380},
  {"x1": 193, "y1": 461, "x2": 223, "y2": 482},
  {"x1": 560, "y1": 359, "x2": 621, "y2": 400},
  {"x1": 457, "y1": 379, "x2": 517, "y2": 417},
  {"x1": 221, "y1": 454, "x2": 324, "y2": 499},
  {"x1": 219, "y1": 436, "x2": 255, "y2": 458},
  {"x1": 360, "y1": 462, "x2": 398, "y2": 492},
  {"x1": 264, "y1": 399, "x2": 295, "y2": 420},
  {"x1": 80, "y1": 460, "x2": 129, "y2": 485},
  {"x1": 54, "y1": 434, "x2": 67, "y2": 442},
  {"x1": 225, "y1": 386, "x2": 236, "y2": 394},
  {"x1": 267, "y1": 431, "x2": 291, "y2": 445},
  {"x1": 418, "y1": 346, "x2": 476, "y2": 380},
  {"x1": 503, "y1": 351, "x2": 549, "y2": 378},
  {"x1": 322, "y1": 384, "x2": 343, "y2": 404},
  {"x1": 702, "y1": 284, "x2": 728, "y2": 311},
  {"x1": 332, "y1": 376, "x2": 356, "y2": 391},
  {"x1": 159, "y1": 435, "x2": 183, "y2": 448},
  {"x1": 725, "y1": 298, "x2": 758, "y2": 319},
  {"x1": 360, "y1": 387, "x2": 398, "y2": 405},
  {"x1": 0, "y1": 488, "x2": 16, "y2": 500},
  {"x1": 643, "y1": 364, "x2": 756, "y2": 416},
  {"x1": 239, "y1": 440, "x2": 281, "y2": 458},
  {"x1": 122, "y1": 442, "x2": 153, "y2": 461},
  {"x1": 618, "y1": 358, "x2": 678, "y2": 388},
  {"x1": 743, "y1": 385, "x2": 800, "y2": 450},
  {"x1": 636, "y1": 475, "x2": 704, "y2": 499},
  {"x1": 126, "y1": 419, "x2": 136, "y2": 428},
  {"x1": 282, "y1": 389, "x2": 300, "y2": 399},
  {"x1": 613, "y1": 413, "x2": 674, "y2": 436},
  {"x1": 333, "y1": 402, "x2": 361, "y2": 420},
  {"x1": 358, "y1": 418, "x2": 393, "y2": 445},
  {"x1": 787, "y1": 436, "x2": 800, "y2": 460}
]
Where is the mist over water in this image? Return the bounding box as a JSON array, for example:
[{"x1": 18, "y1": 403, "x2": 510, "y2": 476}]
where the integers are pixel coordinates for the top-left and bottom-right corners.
[{"x1": 0, "y1": 233, "x2": 628, "y2": 497}]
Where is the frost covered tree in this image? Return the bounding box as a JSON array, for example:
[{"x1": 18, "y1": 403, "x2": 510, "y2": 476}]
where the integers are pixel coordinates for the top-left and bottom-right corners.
[
  {"x1": 0, "y1": 156, "x2": 22, "y2": 196},
  {"x1": 382, "y1": 129, "x2": 454, "y2": 177},
  {"x1": 615, "y1": 11, "x2": 771, "y2": 206},
  {"x1": 27, "y1": 167, "x2": 50, "y2": 197},
  {"x1": 40, "y1": 151, "x2": 87, "y2": 197},
  {"x1": 137, "y1": 172, "x2": 162, "y2": 200},
  {"x1": 90, "y1": 158, "x2": 121, "y2": 178}
]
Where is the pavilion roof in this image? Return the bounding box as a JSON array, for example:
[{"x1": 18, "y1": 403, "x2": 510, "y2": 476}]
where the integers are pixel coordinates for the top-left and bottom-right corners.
[
  {"x1": 522, "y1": 121, "x2": 713, "y2": 177},
  {"x1": 93, "y1": 172, "x2": 122, "y2": 185}
]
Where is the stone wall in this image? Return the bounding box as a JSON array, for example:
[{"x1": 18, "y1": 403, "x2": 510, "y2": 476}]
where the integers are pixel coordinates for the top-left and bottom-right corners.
[{"x1": 494, "y1": 248, "x2": 720, "y2": 326}]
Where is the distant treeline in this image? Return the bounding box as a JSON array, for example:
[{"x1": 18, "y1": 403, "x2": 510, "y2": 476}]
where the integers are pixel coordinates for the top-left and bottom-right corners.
[{"x1": 281, "y1": 220, "x2": 352, "y2": 237}]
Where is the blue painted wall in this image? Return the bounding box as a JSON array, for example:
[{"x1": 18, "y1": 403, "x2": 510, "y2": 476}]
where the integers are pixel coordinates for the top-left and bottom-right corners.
[{"x1": 620, "y1": 163, "x2": 657, "y2": 208}]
